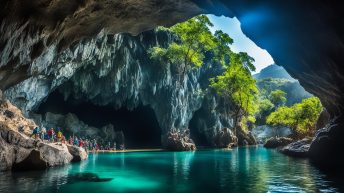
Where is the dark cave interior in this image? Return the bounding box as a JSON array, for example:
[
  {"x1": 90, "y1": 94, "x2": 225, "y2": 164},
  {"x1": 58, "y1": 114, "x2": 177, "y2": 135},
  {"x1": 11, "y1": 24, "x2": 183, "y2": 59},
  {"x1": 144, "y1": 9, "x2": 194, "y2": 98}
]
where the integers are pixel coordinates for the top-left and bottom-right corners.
[
  {"x1": 36, "y1": 91, "x2": 162, "y2": 148},
  {"x1": 189, "y1": 109, "x2": 210, "y2": 147}
]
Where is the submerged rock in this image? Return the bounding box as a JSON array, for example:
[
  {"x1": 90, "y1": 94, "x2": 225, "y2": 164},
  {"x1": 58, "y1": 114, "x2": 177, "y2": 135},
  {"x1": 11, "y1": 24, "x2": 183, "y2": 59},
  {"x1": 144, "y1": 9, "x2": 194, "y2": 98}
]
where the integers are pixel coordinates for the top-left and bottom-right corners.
[
  {"x1": 280, "y1": 138, "x2": 311, "y2": 158},
  {"x1": 163, "y1": 129, "x2": 196, "y2": 151},
  {"x1": 263, "y1": 137, "x2": 293, "y2": 149},
  {"x1": 68, "y1": 173, "x2": 113, "y2": 183}
]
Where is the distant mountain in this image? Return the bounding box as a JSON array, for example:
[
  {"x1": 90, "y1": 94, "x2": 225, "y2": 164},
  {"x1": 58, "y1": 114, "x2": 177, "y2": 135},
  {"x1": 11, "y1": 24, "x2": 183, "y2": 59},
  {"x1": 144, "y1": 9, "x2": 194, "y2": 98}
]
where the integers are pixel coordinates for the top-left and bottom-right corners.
[
  {"x1": 255, "y1": 64, "x2": 312, "y2": 106},
  {"x1": 254, "y1": 64, "x2": 295, "y2": 81}
]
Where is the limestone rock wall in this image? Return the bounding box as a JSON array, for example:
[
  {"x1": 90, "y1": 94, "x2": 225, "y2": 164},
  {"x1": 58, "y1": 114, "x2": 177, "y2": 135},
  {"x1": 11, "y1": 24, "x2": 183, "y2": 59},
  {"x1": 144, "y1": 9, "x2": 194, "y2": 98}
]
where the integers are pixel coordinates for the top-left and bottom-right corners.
[{"x1": 3, "y1": 29, "x2": 237, "y2": 147}]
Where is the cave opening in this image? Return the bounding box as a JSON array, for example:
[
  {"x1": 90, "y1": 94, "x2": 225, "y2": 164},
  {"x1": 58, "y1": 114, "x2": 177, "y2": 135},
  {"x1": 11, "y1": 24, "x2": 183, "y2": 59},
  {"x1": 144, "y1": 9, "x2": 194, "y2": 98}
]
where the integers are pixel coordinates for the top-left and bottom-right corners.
[
  {"x1": 189, "y1": 109, "x2": 211, "y2": 147},
  {"x1": 36, "y1": 91, "x2": 162, "y2": 148}
]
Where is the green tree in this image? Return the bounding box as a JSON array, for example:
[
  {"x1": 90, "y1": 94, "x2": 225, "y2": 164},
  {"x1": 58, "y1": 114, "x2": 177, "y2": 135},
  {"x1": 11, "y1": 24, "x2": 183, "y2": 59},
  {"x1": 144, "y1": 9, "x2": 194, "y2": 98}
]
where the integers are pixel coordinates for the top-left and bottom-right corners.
[
  {"x1": 266, "y1": 97, "x2": 323, "y2": 138},
  {"x1": 269, "y1": 89, "x2": 287, "y2": 107},
  {"x1": 210, "y1": 53, "x2": 258, "y2": 135},
  {"x1": 149, "y1": 15, "x2": 218, "y2": 82},
  {"x1": 256, "y1": 98, "x2": 275, "y2": 125}
]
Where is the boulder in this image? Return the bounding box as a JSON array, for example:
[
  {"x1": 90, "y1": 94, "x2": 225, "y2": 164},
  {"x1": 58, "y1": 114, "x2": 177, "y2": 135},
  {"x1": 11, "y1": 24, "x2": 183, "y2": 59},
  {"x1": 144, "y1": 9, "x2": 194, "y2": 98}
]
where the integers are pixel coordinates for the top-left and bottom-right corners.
[
  {"x1": 264, "y1": 137, "x2": 293, "y2": 148},
  {"x1": 213, "y1": 128, "x2": 237, "y2": 148},
  {"x1": 0, "y1": 100, "x2": 81, "y2": 171},
  {"x1": 237, "y1": 129, "x2": 256, "y2": 146},
  {"x1": 163, "y1": 129, "x2": 196, "y2": 151},
  {"x1": 280, "y1": 138, "x2": 312, "y2": 157},
  {"x1": 67, "y1": 145, "x2": 88, "y2": 162},
  {"x1": 12, "y1": 150, "x2": 48, "y2": 171}
]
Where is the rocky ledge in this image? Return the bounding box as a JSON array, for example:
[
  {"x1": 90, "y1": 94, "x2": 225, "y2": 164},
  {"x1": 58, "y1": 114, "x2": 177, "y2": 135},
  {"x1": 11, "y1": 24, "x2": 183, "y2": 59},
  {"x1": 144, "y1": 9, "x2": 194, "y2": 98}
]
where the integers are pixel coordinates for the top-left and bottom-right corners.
[
  {"x1": 279, "y1": 138, "x2": 311, "y2": 158},
  {"x1": 0, "y1": 100, "x2": 87, "y2": 171},
  {"x1": 263, "y1": 137, "x2": 293, "y2": 149}
]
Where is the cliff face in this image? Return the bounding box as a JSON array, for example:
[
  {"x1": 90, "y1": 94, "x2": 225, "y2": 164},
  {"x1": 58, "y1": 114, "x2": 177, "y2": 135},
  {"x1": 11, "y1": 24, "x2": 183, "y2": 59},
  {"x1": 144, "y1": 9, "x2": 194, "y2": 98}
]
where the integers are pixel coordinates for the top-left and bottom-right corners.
[{"x1": 3, "y1": 29, "x2": 239, "y2": 148}]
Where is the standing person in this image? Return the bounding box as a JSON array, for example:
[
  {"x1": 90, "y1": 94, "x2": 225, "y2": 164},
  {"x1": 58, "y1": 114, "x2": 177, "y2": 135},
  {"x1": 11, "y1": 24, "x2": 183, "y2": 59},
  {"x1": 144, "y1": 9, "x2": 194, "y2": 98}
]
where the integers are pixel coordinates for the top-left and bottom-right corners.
[
  {"x1": 31, "y1": 127, "x2": 39, "y2": 139},
  {"x1": 57, "y1": 128, "x2": 63, "y2": 143},
  {"x1": 113, "y1": 142, "x2": 117, "y2": 151},
  {"x1": 48, "y1": 128, "x2": 55, "y2": 143},
  {"x1": 69, "y1": 135, "x2": 73, "y2": 145},
  {"x1": 41, "y1": 127, "x2": 46, "y2": 141},
  {"x1": 74, "y1": 137, "x2": 79, "y2": 146}
]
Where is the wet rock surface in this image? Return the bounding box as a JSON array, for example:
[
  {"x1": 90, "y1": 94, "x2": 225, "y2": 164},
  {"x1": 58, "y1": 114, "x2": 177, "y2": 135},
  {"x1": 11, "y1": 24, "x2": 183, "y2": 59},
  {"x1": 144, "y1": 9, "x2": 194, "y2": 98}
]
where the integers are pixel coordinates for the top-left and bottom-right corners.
[
  {"x1": 264, "y1": 137, "x2": 293, "y2": 149},
  {"x1": 280, "y1": 138, "x2": 311, "y2": 158}
]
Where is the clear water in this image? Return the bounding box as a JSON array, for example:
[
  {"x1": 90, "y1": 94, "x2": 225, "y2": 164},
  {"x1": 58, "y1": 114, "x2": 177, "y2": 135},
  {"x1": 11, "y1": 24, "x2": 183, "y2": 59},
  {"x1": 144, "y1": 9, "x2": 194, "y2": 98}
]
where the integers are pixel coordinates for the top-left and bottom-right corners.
[{"x1": 1, "y1": 147, "x2": 343, "y2": 193}]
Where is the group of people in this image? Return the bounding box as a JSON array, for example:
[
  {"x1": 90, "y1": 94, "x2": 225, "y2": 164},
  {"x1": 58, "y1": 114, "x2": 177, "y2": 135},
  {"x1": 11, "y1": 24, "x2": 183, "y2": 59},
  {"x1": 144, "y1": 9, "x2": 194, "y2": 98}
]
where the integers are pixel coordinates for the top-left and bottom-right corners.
[
  {"x1": 30, "y1": 126, "x2": 125, "y2": 151},
  {"x1": 31, "y1": 127, "x2": 65, "y2": 143}
]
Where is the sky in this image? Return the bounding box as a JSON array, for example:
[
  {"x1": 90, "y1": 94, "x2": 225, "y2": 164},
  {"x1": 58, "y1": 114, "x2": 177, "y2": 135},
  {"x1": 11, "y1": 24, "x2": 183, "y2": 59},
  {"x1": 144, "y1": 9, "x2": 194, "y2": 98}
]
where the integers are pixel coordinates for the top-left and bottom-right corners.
[{"x1": 207, "y1": 14, "x2": 274, "y2": 74}]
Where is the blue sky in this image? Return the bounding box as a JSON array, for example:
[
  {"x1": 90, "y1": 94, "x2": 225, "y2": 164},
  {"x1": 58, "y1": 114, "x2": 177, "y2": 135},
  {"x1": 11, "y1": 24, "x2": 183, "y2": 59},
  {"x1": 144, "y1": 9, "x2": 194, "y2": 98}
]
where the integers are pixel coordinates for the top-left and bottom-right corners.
[{"x1": 208, "y1": 14, "x2": 274, "y2": 74}]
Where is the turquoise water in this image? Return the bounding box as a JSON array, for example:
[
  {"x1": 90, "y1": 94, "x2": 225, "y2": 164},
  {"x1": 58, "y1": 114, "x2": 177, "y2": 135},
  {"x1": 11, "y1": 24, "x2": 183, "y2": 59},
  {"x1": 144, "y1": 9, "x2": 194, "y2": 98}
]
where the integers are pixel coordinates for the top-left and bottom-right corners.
[{"x1": 1, "y1": 147, "x2": 343, "y2": 193}]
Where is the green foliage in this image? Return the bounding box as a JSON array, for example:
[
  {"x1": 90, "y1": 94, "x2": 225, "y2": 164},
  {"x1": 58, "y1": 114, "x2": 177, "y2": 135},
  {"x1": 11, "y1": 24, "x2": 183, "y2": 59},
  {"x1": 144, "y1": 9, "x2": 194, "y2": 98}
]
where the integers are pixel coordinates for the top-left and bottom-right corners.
[
  {"x1": 210, "y1": 53, "x2": 258, "y2": 133},
  {"x1": 269, "y1": 89, "x2": 287, "y2": 107},
  {"x1": 266, "y1": 97, "x2": 323, "y2": 137},
  {"x1": 149, "y1": 15, "x2": 239, "y2": 83},
  {"x1": 149, "y1": 15, "x2": 218, "y2": 79}
]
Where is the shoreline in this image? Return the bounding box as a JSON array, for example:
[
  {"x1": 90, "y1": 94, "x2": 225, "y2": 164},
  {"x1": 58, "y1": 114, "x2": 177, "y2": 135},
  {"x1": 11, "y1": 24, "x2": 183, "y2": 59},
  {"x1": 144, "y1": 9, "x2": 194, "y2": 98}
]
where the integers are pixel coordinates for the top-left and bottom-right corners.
[
  {"x1": 87, "y1": 145, "x2": 262, "y2": 154},
  {"x1": 88, "y1": 148, "x2": 164, "y2": 153}
]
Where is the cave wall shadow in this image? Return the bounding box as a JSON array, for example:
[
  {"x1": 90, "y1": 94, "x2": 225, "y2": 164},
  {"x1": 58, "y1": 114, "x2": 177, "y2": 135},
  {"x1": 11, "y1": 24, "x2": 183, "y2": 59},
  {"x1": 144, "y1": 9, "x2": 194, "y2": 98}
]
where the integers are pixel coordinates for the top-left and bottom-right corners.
[
  {"x1": 189, "y1": 108, "x2": 211, "y2": 147},
  {"x1": 37, "y1": 91, "x2": 162, "y2": 148}
]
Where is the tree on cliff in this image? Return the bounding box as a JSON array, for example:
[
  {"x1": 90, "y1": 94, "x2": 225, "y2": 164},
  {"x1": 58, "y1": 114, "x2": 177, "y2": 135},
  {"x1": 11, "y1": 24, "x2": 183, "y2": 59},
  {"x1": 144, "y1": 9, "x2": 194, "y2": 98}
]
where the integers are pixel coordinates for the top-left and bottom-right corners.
[
  {"x1": 210, "y1": 53, "x2": 258, "y2": 135},
  {"x1": 266, "y1": 97, "x2": 323, "y2": 138},
  {"x1": 149, "y1": 15, "x2": 233, "y2": 82}
]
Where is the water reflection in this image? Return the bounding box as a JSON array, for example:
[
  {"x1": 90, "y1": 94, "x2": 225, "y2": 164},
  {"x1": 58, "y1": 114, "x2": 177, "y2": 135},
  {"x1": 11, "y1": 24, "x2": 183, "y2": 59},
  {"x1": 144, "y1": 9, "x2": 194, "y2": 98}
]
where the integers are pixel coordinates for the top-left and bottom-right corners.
[{"x1": 0, "y1": 147, "x2": 343, "y2": 193}]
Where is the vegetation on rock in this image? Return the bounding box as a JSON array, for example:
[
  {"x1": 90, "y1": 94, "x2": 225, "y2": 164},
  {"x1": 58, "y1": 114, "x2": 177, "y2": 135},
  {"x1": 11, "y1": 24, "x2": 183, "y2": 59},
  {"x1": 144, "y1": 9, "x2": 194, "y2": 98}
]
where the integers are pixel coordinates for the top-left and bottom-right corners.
[{"x1": 266, "y1": 97, "x2": 323, "y2": 138}]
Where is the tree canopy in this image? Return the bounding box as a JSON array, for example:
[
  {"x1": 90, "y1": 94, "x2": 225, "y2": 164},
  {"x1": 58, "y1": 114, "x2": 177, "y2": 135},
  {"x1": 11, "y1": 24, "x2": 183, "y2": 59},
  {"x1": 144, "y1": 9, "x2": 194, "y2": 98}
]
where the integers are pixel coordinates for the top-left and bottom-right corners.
[
  {"x1": 210, "y1": 53, "x2": 258, "y2": 133},
  {"x1": 266, "y1": 97, "x2": 323, "y2": 137},
  {"x1": 269, "y1": 89, "x2": 287, "y2": 107},
  {"x1": 149, "y1": 15, "x2": 219, "y2": 80}
]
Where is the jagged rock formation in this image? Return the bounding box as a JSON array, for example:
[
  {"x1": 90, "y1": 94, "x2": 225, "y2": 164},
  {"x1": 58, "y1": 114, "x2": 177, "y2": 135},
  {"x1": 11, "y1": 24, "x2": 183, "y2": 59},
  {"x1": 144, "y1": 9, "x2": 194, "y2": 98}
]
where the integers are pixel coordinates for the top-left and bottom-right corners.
[
  {"x1": 3, "y1": 29, "x2": 247, "y2": 150},
  {"x1": 0, "y1": 100, "x2": 87, "y2": 171},
  {"x1": 213, "y1": 128, "x2": 237, "y2": 148},
  {"x1": 163, "y1": 129, "x2": 196, "y2": 151},
  {"x1": 1, "y1": 0, "x2": 344, "y2": 165}
]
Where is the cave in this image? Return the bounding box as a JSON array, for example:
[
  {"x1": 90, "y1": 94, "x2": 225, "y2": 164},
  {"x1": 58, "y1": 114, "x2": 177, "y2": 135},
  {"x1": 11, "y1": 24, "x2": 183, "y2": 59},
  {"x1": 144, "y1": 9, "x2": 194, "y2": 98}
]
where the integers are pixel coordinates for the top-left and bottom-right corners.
[
  {"x1": 189, "y1": 109, "x2": 211, "y2": 147},
  {"x1": 36, "y1": 91, "x2": 162, "y2": 148}
]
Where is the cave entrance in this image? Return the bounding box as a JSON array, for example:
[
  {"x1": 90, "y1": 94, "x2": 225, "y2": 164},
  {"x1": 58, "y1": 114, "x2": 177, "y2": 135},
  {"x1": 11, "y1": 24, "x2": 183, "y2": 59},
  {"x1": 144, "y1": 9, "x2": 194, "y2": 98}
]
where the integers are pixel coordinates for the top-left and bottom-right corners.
[
  {"x1": 189, "y1": 109, "x2": 211, "y2": 147},
  {"x1": 36, "y1": 91, "x2": 162, "y2": 148}
]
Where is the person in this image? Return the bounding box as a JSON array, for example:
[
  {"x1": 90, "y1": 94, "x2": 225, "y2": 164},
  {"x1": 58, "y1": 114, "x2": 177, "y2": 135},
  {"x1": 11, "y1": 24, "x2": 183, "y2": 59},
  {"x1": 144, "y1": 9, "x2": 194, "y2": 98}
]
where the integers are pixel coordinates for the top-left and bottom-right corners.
[
  {"x1": 31, "y1": 127, "x2": 40, "y2": 139},
  {"x1": 57, "y1": 128, "x2": 63, "y2": 142},
  {"x1": 113, "y1": 142, "x2": 117, "y2": 151},
  {"x1": 48, "y1": 128, "x2": 55, "y2": 142},
  {"x1": 41, "y1": 127, "x2": 46, "y2": 141},
  {"x1": 74, "y1": 137, "x2": 79, "y2": 146},
  {"x1": 69, "y1": 135, "x2": 73, "y2": 145}
]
